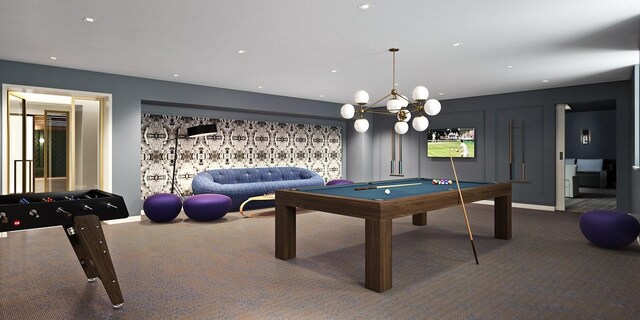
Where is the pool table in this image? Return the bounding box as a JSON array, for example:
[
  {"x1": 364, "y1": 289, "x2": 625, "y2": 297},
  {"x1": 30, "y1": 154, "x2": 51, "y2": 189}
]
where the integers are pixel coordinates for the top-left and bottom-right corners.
[{"x1": 275, "y1": 178, "x2": 512, "y2": 293}]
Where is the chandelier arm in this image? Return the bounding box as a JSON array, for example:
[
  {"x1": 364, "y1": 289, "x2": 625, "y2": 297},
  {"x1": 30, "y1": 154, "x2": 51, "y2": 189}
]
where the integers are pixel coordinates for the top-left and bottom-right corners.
[
  {"x1": 367, "y1": 110, "x2": 399, "y2": 115},
  {"x1": 364, "y1": 93, "x2": 393, "y2": 111}
]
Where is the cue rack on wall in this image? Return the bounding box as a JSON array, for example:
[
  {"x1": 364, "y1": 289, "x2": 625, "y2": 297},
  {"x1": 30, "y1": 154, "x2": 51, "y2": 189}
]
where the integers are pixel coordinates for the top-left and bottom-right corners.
[
  {"x1": 390, "y1": 128, "x2": 403, "y2": 176},
  {"x1": 508, "y1": 119, "x2": 531, "y2": 183}
]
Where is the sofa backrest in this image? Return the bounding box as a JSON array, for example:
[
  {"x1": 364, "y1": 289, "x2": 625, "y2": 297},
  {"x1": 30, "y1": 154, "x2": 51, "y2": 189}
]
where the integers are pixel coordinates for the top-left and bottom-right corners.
[
  {"x1": 576, "y1": 159, "x2": 603, "y2": 172},
  {"x1": 202, "y1": 167, "x2": 320, "y2": 184}
]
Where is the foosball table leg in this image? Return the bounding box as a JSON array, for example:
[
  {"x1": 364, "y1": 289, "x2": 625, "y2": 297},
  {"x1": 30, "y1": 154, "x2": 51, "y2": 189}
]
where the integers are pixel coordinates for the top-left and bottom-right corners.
[{"x1": 64, "y1": 214, "x2": 124, "y2": 308}]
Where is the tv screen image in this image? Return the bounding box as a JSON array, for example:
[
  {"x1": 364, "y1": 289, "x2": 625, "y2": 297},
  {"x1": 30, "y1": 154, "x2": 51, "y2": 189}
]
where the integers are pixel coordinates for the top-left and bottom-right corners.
[{"x1": 427, "y1": 128, "x2": 475, "y2": 158}]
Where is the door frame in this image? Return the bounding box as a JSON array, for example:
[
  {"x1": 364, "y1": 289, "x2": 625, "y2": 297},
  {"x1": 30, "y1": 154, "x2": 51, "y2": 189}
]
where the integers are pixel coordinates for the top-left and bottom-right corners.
[
  {"x1": 555, "y1": 104, "x2": 567, "y2": 211},
  {"x1": 1, "y1": 84, "x2": 113, "y2": 194}
]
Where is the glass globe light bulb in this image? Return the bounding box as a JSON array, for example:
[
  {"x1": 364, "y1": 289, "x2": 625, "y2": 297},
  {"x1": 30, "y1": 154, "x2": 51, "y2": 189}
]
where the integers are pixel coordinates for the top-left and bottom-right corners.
[
  {"x1": 354, "y1": 118, "x2": 369, "y2": 133},
  {"x1": 412, "y1": 115, "x2": 429, "y2": 131},
  {"x1": 340, "y1": 104, "x2": 355, "y2": 119},
  {"x1": 354, "y1": 90, "x2": 370, "y2": 105},
  {"x1": 412, "y1": 86, "x2": 429, "y2": 101},
  {"x1": 424, "y1": 99, "x2": 441, "y2": 116},
  {"x1": 386, "y1": 98, "x2": 402, "y2": 113},
  {"x1": 394, "y1": 121, "x2": 409, "y2": 134},
  {"x1": 399, "y1": 95, "x2": 409, "y2": 108}
]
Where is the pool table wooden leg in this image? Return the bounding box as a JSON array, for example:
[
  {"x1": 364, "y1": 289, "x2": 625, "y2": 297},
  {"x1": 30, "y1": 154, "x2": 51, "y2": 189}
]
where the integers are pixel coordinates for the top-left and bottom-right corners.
[
  {"x1": 365, "y1": 219, "x2": 392, "y2": 292},
  {"x1": 412, "y1": 212, "x2": 427, "y2": 226},
  {"x1": 276, "y1": 204, "x2": 296, "y2": 260},
  {"x1": 494, "y1": 194, "x2": 512, "y2": 240}
]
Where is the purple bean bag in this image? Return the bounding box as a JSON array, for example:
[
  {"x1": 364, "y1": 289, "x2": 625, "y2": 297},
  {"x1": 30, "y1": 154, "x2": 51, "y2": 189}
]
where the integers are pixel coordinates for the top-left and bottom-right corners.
[
  {"x1": 579, "y1": 210, "x2": 640, "y2": 249},
  {"x1": 326, "y1": 179, "x2": 354, "y2": 186},
  {"x1": 183, "y1": 194, "x2": 232, "y2": 221},
  {"x1": 143, "y1": 193, "x2": 182, "y2": 223}
]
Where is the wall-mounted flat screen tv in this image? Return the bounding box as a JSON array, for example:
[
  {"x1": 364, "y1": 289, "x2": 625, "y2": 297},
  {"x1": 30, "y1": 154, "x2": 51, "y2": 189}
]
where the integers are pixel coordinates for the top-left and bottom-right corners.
[{"x1": 427, "y1": 128, "x2": 476, "y2": 158}]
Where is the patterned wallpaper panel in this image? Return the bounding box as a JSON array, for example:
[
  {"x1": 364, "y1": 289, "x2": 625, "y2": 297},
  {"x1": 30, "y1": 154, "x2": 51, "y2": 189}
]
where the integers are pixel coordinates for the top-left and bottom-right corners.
[{"x1": 141, "y1": 114, "x2": 342, "y2": 198}]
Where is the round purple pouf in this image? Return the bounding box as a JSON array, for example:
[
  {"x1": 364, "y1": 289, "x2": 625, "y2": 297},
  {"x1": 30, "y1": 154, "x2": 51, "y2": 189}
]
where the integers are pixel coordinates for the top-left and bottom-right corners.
[
  {"x1": 579, "y1": 210, "x2": 640, "y2": 249},
  {"x1": 327, "y1": 179, "x2": 354, "y2": 186},
  {"x1": 183, "y1": 194, "x2": 232, "y2": 221},
  {"x1": 143, "y1": 193, "x2": 182, "y2": 223}
]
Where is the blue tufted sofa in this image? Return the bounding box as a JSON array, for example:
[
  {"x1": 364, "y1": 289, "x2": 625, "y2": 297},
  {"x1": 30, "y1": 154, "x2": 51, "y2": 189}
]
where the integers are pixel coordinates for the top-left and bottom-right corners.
[{"x1": 191, "y1": 167, "x2": 324, "y2": 211}]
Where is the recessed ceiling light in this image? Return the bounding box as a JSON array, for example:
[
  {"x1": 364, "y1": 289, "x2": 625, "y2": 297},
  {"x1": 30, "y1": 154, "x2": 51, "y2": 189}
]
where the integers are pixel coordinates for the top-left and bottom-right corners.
[
  {"x1": 49, "y1": 56, "x2": 57, "y2": 60},
  {"x1": 358, "y1": 3, "x2": 373, "y2": 10},
  {"x1": 258, "y1": 86, "x2": 263, "y2": 89},
  {"x1": 331, "y1": 70, "x2": 338, "y2": 73},
  {"x1": 506, "y1": 65, "x2": 514, "y2": 69},
  {"x1": 451, "y1": 42, "x2": 463, "y2": 47},
  {"x1": 83, "y1": 17, "x2": 96, "y2": 23},
  {"x1": 542, "y1": 79, "x2": 550, "y2": 83},
  {"x1": 438, "y1": 92, "x2": 444, "y2": 96},
  {"x1": 237, "y1": 50, "x2": 246, "y2": 54},
  {"x1": 173, "y1": 74, "x2": 179, "y2": 77},
  {"x1": 319, "y1": 94, "x2": 325, "y2": 98}
]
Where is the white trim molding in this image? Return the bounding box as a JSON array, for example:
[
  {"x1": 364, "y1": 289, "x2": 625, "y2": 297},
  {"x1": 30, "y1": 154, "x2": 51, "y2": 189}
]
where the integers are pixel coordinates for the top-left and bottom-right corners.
[{"x1": 474, "y1": 200, "x2": 556, "y2": 212}]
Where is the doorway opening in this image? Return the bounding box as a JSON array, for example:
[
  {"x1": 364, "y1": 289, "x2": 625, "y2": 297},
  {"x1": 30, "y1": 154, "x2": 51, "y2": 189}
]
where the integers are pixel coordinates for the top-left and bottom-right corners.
[
  {"x1": 559, "y1": 100, "x2": 617, "y2": 213},
  {"x1": 3, "y1": 86, "x2": 112, "y2": 194}
]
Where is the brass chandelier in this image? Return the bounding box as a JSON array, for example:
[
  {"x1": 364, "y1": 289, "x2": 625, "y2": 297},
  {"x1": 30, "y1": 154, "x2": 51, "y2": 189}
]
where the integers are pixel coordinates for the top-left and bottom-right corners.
[{"x1": 340, "y1": 48, "x2": 441, "y2": 134}]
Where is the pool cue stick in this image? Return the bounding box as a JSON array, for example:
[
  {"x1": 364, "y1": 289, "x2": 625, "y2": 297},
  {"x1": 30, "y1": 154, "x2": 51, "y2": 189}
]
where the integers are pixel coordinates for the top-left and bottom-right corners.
[
  {"x1": 448, "y1": 151, "x2": 479, "y2": 264},
  {"x1": 354, "y1": 182, "x2": 422, "y2": 191}
]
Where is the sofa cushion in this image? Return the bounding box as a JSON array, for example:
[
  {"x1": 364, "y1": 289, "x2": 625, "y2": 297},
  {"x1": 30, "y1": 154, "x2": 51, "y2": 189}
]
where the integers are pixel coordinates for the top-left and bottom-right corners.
[{"x1": 577, "y1": 159, "x2": 603, "y2": 172}]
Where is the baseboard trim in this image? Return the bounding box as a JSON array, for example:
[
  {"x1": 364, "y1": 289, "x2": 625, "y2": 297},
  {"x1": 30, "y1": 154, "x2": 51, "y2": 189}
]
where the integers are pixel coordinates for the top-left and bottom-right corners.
[
  {"x1": 473, "y1": 200, "x2": 555, "y2": 212},
  {"x1": 103, "y1": 215, "x2": 142, "y2": 225}
]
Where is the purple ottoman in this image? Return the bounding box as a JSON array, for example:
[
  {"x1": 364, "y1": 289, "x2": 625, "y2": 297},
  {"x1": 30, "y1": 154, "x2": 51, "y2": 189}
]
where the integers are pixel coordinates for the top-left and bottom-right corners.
[
  {"x1": 183, "y1": 194, "x2": 232, "y2": 221},
  {"x1": 327, "y1": 179, "x2": 354, "y2": 186},
  {"x1": 143, "y1": 193, "x2": 182, "y2": 223},
  {"x1": 579, "y1": 210, "x2": 640, "y2": 249}
]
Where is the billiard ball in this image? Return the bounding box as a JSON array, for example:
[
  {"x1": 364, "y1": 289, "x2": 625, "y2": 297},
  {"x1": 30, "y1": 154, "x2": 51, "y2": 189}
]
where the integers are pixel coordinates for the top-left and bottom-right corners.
[
  {"x1": 449, "y1": 180, "x2": 453, "y2": 185},
  {"x1": 432, "y1": 179, "x2": 438, "y2": 185},
  {"x1": 384, "y1": 189, "x2": 391, "y2": 194}
]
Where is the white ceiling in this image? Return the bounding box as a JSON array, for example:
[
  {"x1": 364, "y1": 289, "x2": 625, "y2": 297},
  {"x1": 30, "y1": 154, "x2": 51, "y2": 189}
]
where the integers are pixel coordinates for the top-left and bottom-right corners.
[{"x1": 0, "y1": 0, "x2": 638, "y2": 105}]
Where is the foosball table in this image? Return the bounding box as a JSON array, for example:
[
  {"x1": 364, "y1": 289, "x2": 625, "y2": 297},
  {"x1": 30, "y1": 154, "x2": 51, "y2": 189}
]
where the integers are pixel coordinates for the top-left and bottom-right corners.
[{"x1": 0, "y1": 189, "x2": 129, "y2": 308}]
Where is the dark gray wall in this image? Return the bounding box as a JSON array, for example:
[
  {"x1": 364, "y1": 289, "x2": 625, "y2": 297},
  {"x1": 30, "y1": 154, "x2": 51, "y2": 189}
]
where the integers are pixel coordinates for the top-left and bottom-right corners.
[
  {"x1": 364, "y1": 81, "x2": 632, "y2": 210},
  {"x1": 0, "y1": 60, "x2": 343, "y2": 214},
  {"x1": 565, "y1": 110, "x2": 617, "y2": 160}
]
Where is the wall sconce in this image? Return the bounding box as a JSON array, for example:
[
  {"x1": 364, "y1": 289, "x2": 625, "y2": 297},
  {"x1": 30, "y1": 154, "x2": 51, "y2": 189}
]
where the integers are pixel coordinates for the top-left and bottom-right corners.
[{"x1": 581, "y1": 129, "x2": 590, "y2": 145}]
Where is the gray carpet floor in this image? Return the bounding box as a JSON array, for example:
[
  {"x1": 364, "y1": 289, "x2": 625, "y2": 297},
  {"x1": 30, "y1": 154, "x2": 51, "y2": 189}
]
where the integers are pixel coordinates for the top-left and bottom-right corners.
[
  {"x1": 565, "y1": 187, "x2": 617, "y2": 213},
  {"x1": 1, "y1": 204, "x2": 639, "y2": 320}
]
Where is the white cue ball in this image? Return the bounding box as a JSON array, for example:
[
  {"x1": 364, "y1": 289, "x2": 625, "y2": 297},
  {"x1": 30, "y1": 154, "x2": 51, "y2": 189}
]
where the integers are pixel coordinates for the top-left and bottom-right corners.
[{"x1": 384, "y1": 189, "x2": 391, "y2": 194}]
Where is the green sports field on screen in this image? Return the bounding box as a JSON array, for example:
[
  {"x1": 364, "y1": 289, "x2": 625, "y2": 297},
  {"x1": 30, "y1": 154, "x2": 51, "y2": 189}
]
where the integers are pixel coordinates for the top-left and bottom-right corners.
[{"x1": 427, "y1": 140, "x2": 475, "y2": 158}]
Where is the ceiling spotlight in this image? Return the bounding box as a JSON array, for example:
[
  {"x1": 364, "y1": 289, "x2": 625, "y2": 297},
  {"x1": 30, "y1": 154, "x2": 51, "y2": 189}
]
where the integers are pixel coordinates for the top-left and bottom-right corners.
[
  {"x1": 320, "y1": 94, "x2": 325, "y2": 98},
  {"x1": 237, "y1": 50, "x2": 246, "y2": 54},
  {"x1": 49, "y1": 56, "x2": 57, "y2": 60},
  {"x1": 258, "y1": 86, "x2": 263, "y2": 89},
  {"x1": 358, "y1": 3, "x2": 373, "y2": 10},
  {"x1": 438, "y1": 93, "x2": 444, "y2": 96},
  {"x1": 331, "y1": 70, "x2": 338, "y2": 73},
  {"x1": 506, "y1": 65, "x2": 514, "y2": 69},
  {"x1": 542, "y1": 79, "x2": 550, "y2": 83},
  {"x1": 83, "y1": 17, "x2": 96, "y2": 23},
  {"x1": 173, "y1": 74, "x2": 179, "y2": 77},
  {"x1": 451, "y1": 42, "x2": 463, "y2": 47}
]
